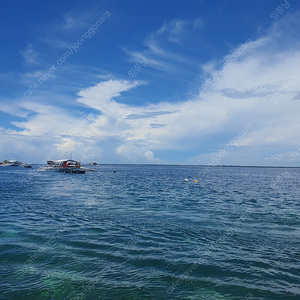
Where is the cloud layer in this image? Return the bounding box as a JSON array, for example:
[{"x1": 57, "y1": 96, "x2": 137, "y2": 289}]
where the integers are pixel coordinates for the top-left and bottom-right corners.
[{"x1": 1, "y1": 13, "x2": 300, "y2": 165}]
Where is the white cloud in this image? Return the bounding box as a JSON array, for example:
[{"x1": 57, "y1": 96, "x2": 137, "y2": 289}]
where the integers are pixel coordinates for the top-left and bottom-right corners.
[
  {"x1": 41, "y1": 37, "x2": 70, "y2": 49},
  {"x1": 76, "y1": 79, "x2": 146, "y2": 108},
  {"x1": 169, "y1": 20, "x2": 186, "y2": 43},
  {"x1": 193, "y1": 18, "x2": 204, "y2": 29},
  {"x1": 0, "y1": 102, "x2": 29, "y2": 118},
  {"x1": 19, "y1": 45, "x2": 39, "y2": 65},
  {"x1": 55, "y1": 8, "x2": 107, "y2": 31},
  {"x1": 21, "y1": 70, "x2": 57, "y2": 85},
  {"x1": 2, "y1": 14, "x2": 300, "y2": 165},
  {"x1": 124, "y1": 19, "x2": 198, "y2": 73},
  {"x1": 265, "y1": 149, "x2": 300, "y2": 162},
  {"x1": 57, "y1": 12, "x2": 92, "y2": 31},
  {"x1": 55, "y1": 138, "x2": 79, "y2": 155}
]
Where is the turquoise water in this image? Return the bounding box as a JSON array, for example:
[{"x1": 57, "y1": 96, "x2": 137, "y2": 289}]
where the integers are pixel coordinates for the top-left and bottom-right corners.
[{"x1": 0, "y1": 165, "x2": 299, "y2": 299}]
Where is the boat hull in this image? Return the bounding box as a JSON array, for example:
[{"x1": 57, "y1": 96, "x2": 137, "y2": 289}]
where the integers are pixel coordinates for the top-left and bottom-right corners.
[{"x1": 57, "y1": 168, "x2": 86, "y2": 174}]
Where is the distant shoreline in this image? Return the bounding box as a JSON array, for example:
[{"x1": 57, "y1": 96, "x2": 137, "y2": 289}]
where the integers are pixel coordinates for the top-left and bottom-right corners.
[
  {"x1": 99, "y1": 164, "x2": 300, "y2": 168},
  {"x1": 3, "y1": 163, "x2": 298, "y2": 168}
]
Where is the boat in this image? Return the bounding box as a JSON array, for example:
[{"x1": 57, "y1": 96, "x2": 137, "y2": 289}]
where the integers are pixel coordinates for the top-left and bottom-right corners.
[
  {"x1": 8, "y1": 160, "x2": 22, "y2": 166},
  {"x1": 0, "y1": 160, "x2": 23, "y2": 166},
  {"x1": 24, "y1": 164, "x2": 32, "y2": 168},
  {"x1": 87, "y1": 161, "x2": 98, "y2": 166},
  {"x1": 50, "y1": 159, "x2": 86, "y2": 173},
  {"x1": 37, "y1": 159, "x2": 96, "y2": 173}
]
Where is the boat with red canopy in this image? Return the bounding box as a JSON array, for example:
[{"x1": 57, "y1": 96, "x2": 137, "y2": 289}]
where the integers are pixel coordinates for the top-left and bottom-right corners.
[{"x1": 38, "y1": 159, "x2": 96, "y2": 173}]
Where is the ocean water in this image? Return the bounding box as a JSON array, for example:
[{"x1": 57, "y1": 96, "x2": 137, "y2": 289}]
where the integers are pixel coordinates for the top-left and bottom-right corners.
[{"x1": 0, "y1": 165, "x2": 299, "y2": 300}]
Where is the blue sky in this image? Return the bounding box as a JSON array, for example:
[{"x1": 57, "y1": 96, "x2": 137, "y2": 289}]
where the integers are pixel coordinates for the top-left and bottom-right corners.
[{"x1": 1, "y1": 0, "x2": 300, "y2": 165}]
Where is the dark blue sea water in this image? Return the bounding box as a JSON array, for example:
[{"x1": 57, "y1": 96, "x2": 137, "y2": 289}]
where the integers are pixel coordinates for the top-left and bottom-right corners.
[{"x1": 0, "y1": 165, "x2": 299, "y2": 300}]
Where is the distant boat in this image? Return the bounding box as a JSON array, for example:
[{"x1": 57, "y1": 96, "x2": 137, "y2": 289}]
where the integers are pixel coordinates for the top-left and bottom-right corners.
[
  {"x1": 8, "y1": 160, "x2": 22, "y2": 166},
  {"x1": 38, "y1": 159, "x2": 96, "y2": 174},
  {"x1": 87, "y1": 161, "x2": 98, "y2": 166},
  {"x1": 0, "y1": 160, "x2": 22, "y2": 166},
  {"x1": 24, "y1": 164, "x2": 32, "y2": 168}
]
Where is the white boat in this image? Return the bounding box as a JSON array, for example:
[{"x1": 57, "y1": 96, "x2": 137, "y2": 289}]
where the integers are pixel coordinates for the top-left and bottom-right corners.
[{"x1": 8, "y1": 160, "x2": 22, "y2": 166}]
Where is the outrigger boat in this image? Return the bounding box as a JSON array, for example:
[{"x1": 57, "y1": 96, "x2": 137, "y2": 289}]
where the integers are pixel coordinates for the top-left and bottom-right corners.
[
  {"x1": 4, "y1": 160, "x2": 22, "y2": 166},
  {"x1": 87, "y1": 161, "x2": 98, "y2": 166},
  {"x1": 38, "y1": 159, "x2": 96, "y2": 174}
]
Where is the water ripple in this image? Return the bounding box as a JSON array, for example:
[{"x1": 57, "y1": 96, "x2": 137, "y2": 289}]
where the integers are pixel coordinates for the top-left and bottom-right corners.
[{"x1": 0, "y1": 165, "x2": 299, "y2": 299}]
